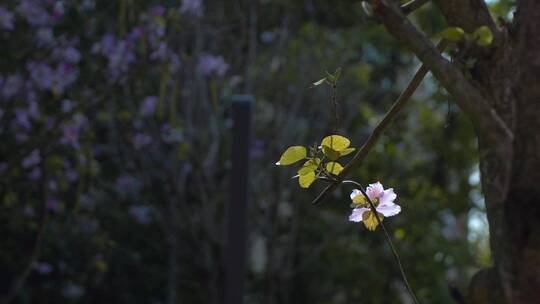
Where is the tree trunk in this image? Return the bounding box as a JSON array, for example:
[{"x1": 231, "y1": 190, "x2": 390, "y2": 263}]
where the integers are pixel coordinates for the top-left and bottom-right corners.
[{"x1": 468, "y1": 1, "x2": 540, "y2": 303}]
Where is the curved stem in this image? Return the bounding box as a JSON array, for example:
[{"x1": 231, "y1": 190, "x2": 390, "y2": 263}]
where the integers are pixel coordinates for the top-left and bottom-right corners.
[{"x1": 343, "y1": 180, "x2": 421, "y2": 304}]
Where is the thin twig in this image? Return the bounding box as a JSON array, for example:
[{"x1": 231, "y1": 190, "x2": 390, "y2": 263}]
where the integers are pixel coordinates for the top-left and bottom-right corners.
[
  {"x1": 2, "y1": 201, "x2": 49, "y2": 304},
  {"x1": 331, "y1": 82, "x2": 340, "y2": 132},
  {"x1": 401, "y1": 0, "x2": 430, "y2": 15},
  {"x1": 342, "y1": 180, "x2": 421, "y2": 304},
  {"x1": 312, "y1": 40, "x2": 448, "y2": 205}
]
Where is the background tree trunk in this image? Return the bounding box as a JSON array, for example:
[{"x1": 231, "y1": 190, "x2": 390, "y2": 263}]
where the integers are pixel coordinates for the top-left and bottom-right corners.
[{"x1": 468, "y1": 1, "x2": 540, "y2": 303}]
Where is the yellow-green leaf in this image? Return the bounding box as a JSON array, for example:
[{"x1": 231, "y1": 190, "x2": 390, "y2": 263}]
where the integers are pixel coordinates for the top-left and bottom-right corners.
[
  {"x1": 276, "y1": 146, "x2": 306, "y2": 166},
  {"x1": 362, "y1": 210, "x2": 384, "y2": 231},
  {"x1": 299, "y1": 171, "x2": 316, "y2": 188},
  {"x1": 325, "y1": 162, "x2": 344, "y2": 175},
  {"x1": 473, "y1": 26, "x2": 493, "y2": 46},
  {"x1": 352, "y1": 193, "x2": 366, "y2": 205},
  {"x1": 322, "y1": 146, "x2": 341, "y2": 161},
  {"x1": 339, "y1": 147, "x2": 356, "y2": 157},
  {"x1": 298, "y1": 158, "x2": 321, "y2": 175},
  {"x1": 321, "y1": 135, "x2": 350, "y2": 152},
  {"x1": 439, "y1": 27, "x2": 465, "y2": 42}
]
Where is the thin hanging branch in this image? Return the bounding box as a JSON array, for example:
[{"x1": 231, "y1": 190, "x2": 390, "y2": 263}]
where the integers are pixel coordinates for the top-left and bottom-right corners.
[{"x1": 312, "y1": 40, "x2": 448, "y2": 205}]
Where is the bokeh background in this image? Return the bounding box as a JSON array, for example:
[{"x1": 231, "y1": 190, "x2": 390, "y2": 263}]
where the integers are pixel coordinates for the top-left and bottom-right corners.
[{"x1": 0, "y1": 0, "x2": 515, "y2": 303}]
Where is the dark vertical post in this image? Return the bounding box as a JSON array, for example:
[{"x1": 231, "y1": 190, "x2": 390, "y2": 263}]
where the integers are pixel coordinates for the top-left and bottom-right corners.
[{"x1": 224, "y1": 95, "x2": 253, "y2": 304}]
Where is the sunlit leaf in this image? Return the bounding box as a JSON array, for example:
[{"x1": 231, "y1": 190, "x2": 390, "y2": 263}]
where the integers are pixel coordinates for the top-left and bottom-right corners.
[
  {"x1": 321, "y1": 135, "x2": 350, "y2": 152},
  {"x1": 276, "y1": 146, "x2": 307, "y2": 166},
  {"x1": 299, "y1": 171, "x2": 316, "y2": 188},
  {"x1": 339, "y1": 147, "x2": 356, "y2": 157},
  {"x1": 312, "y1": 78, "x2": 326, "y2": 86},
  {"x1": 322, "y1": 146, "x2": 341, "y2": 161},
  {"x1": 362, "y1": 210, "x2": 384, "y2": 231},
  {"x1": 352, "y1": 193, "x2": 366, "y2": 205},
  {"x1": 439, "y1": 27, "x2": 465, "y2": 42},
  {"x1": 473, "y1": 26, "x2": 493, "y2": 46},
  {"x1": 325, "y1": 161, "x2": 344, "y2": 175},
  {"x1": 298, "y1": 158, "x2": 321, "y2": 175}
]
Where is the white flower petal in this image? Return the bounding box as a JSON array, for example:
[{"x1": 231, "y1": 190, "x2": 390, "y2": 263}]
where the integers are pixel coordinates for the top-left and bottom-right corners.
[
  {"x1": 366, "y1": 182, "x2": 384, "y2": 200},
  {"x1": 349, "y1": 207, "x2": 370, "y2": 222},
  {"x1": 376, "y1": 203, "x2": 401, "y2": 217},
  {"x1": 350, "y1": 189, "x2": 361, "y2": 200},
  {"x1": 379, "y1": 188, "x2": 397, "y2": 205}
]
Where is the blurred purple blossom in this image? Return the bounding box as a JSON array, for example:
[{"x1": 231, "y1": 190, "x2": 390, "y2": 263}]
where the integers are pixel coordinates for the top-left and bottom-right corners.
[
  {"x1": 2, "y1": 74, "x2": 24, "y2": 99},
  {"x1": 129, "y1": 205, "x2": 153, "y2": 225},
  {"x1": 53, "y1": 46, "x2": 81, "y2": 64},
  {"x1": 22, "y1": 149, "x2": 41, "y2": 168},
  {"x1": 17, "y1": 0, "x2": 51, "y2": 27},
  {"x1": 133, "y1": 133, "x2": 153, "y2": 149},
  {"x1": 27, "y1": 61, "x2": 54, "y2": 90},
  {"x1": 0, "y1": 6, "x2": 14, "y2": 31},
  {"x1": 60, "y1": 114, "x2": 87, "y2": 149},
  {"x1": 115, "y1": 174, "x2": 142, "y2": 198},
  {"x1": 46, "y1": 197, "x2": 60, "y2": 212},
  {"x1": 92, "y1": 34, "x2": 136, "y2": 80},
  {"x1": 28, "y1": 167, "x2": 41, "y2": 180},
  {"x1": 151, "y1": 5, "x2": 166, "y2": 16},
  {"x1": 34, "y1": 262, "x2": 53, "y2": 274},
  {"x1": 127, "y1": 26, "x2": 145, "y2": 43},
  {"x1": 197, "y1": 54, "x2": 229, "y2": 77},
  {"x1": 28, "y1": 101, "x2": 40, "y2": 118},
  {"x1": 36, "y1": 27, "x2": 55, "y2": 46},
  {"x1": 0, "y1": 162, "x2": 7, "y2": 173},
  {"x1": 62, "y1": 99, "x2": 74, "y2": 113},
  {"x1": 27, "y1": 61, "x2": 79, "y2": 94},
  {"x1": 150, "y1": 42, "x2": 168, "y2": 60},
  {"x1": 64, "y1": 160, "x2": 78, "y2": 182},
  {"x1": 139, "y1": 96, "x2": 158, "y2": 117},
  {"x1": 23, "y1": 205, "x2": 35, "y2": 217},
  {"x1": 15, "y1": 108, "x2": 32, "y2": 130},
  {"x1": 52, "y1": 1, "x2": 65, "y2": 20},
  {"x1": 180, "y1": 0, "x2": 204, "y2": 18}
]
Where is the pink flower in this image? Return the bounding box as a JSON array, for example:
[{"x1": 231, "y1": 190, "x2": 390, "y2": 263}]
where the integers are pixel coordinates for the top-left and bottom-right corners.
[{"x1": 349, "y1": 182, "x2": 401, "y2": 227}]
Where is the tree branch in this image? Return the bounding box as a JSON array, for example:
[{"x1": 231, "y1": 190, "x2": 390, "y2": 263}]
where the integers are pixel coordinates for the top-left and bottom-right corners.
[
  {"x1": 312, "y1": 40, "x2": 448, "y2": 205},
  {"x1": 373, "y1": 0, "x2": 513, "y2": 143}
]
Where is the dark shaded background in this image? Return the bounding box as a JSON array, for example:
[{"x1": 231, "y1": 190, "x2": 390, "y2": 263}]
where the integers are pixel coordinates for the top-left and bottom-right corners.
[{"x1": 0, "y1": 0, "x2": 514, "y2": 303}]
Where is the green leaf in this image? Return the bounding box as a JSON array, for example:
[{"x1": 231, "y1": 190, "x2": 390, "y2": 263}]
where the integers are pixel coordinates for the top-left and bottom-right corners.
[
  {"x1": 321, "y1": 135, "x2": 350, "y2": 152},
  {"x1": 326, "y1": 162, "x2": 344, "y2": 175},
  {"x1": 299, "y1": 171, "x2": 316, "y2": 188},
  {"x1": 322, "y1": 146, "x2": 341, "y2": 161},
  {"x1": 334, "y1": 67, "x2": 342, "y2": 81},
  {"x1": 276, "y1": 146, "x2": 306, "y2": 166},
  {"x1": 439, "y1": 27, "x2": 465, "y2": 42},
  {"x1": 473, "y1": 26, "x2": 493, "y2": 46},
  {"x1": 339, "y1": 147, "x2": 356, "y2": 157},
  {"x1": 312, "y1": 78, "x2": 326, "y2": 86},
  {"x1": 362, "y1": 211, "x2": 384, "y2": 231},
  {"x1": 298, "y1": 158, "x2": 321, "y2": 175}
]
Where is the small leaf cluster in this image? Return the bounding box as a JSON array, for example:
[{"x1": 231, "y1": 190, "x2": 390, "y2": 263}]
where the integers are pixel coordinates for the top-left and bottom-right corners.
[
  {"x1": 276, "y1": 135, "x2": 355, "y2": 188},
  {"x1": 439, "y1": 25, "x2": 493, "y2": 46}
]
